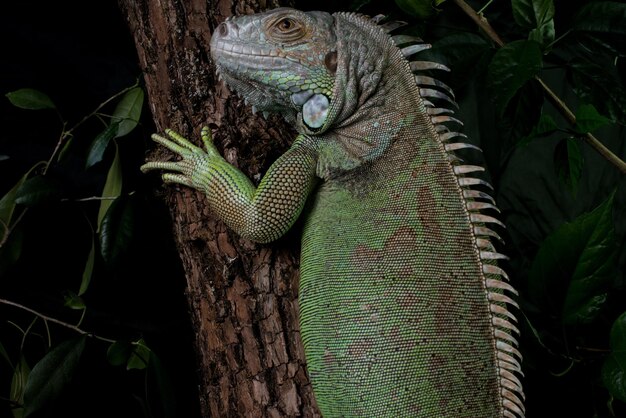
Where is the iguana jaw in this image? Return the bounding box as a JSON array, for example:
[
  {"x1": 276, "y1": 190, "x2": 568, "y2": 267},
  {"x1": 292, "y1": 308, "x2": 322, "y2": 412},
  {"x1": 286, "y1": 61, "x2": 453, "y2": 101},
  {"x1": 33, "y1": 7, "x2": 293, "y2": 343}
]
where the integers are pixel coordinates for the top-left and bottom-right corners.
[{"x1": 210, "y1": 9, "x2": 336, "y2": 129}]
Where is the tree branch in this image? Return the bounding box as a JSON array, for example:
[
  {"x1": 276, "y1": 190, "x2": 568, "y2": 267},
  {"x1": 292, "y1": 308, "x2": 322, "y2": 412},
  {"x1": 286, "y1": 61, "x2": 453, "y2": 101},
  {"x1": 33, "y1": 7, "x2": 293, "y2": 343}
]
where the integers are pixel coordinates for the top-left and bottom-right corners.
[
  {"x1": 453, "y1": 0, "x2": 504, "y2": 46},
  {"x1": 0, "y1": 298, "x2": 116, "y2": 344},
  {"x1": 452, "y1": 0, "x2": 626, "y2": 174}
]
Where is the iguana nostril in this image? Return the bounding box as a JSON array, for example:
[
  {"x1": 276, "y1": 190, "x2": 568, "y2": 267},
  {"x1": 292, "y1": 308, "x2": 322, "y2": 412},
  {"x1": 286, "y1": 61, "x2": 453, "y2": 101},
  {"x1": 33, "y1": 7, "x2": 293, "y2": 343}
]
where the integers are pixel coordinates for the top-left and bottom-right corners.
[{"x1": 218, "y1": 22, "x2": 229, "y2": 37}]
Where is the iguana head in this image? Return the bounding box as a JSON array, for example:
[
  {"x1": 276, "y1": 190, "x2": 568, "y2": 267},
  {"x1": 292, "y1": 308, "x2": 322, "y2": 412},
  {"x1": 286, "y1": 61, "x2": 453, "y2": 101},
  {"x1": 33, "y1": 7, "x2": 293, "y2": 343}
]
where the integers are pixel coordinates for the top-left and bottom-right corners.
[
  {"x1": 211, "y1": 8, "x2": 429, "y2": 171},
  {"x1": 210, "y1": 8, "x2": 338, "y2": 131}
]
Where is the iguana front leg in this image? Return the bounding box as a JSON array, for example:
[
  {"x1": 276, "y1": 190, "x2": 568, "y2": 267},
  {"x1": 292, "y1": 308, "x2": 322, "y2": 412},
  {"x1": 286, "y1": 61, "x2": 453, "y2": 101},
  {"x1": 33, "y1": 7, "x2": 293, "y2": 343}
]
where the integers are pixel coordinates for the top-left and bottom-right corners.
[{"x1": 141, "y1": 127, "x2": 319, "y2": 243}]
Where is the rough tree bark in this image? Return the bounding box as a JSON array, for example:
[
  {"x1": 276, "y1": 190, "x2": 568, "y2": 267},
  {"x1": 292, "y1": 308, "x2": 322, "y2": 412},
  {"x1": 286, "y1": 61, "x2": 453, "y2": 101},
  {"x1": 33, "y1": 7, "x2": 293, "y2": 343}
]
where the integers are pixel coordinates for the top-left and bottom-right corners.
[{"x1": 117, "y1": 0, "x2": 320, "y2": 416}]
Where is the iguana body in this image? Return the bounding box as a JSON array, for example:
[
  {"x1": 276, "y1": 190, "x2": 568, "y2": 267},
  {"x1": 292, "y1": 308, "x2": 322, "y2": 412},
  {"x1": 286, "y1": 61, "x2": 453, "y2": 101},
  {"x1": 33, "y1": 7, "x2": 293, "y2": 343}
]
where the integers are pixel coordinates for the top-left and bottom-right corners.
[{"x1": 142, "y1": 8, "x2": 524, "y2": 417}]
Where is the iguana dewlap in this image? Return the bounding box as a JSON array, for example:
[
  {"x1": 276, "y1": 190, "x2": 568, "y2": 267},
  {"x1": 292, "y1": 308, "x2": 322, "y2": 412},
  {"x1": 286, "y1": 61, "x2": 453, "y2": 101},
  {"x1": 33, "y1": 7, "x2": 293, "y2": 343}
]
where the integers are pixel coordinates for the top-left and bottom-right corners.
[{"x1": 141, "y1": 7, "x2": 525, "y2": 417}]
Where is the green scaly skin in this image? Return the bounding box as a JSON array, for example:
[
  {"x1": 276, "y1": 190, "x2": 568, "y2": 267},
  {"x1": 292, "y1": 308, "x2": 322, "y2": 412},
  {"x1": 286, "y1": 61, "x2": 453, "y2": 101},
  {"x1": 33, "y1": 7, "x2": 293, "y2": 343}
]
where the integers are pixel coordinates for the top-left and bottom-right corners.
[{"x1": 142, "y1": 8, "x2": 525, "y2": 417}]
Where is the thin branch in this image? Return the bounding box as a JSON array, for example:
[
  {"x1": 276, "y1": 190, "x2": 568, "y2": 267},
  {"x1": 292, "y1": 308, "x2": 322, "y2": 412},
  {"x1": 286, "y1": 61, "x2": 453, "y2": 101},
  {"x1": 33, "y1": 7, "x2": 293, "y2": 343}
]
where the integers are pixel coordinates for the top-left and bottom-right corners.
[
  {"x1": 476, "y1": 0, "x2": 496, "y2": 15},
  {"x1": 453, "y1": 0, "x2": 504, "y2": 46},
  {"x1": 64, "y1": 80, "x2": 140, "y2": 137},
  {"x1": 43, "y1": 122, "x2": 68, "y2": 175},
  {"x1": 44, "y1": 80, "x2": 140, "y2": 173},
  {"x1": 545, "y1": 28, "x2": 572, "y2": 50},
  {"x1": 452, "y1": 0, "x2": 626, "y2": 174},
  {"x1": 20, "y1": 317, "x2": 38, "y2": 351},
  {"x1": 536, "y1": 77, "x2": 626, "y2": 172},
  {"x1": 0, "y1": 298, "x2": 116, "y2": 344},
  {"x1": 61, "y1": 196, "x2": 119, "y2": 202}
]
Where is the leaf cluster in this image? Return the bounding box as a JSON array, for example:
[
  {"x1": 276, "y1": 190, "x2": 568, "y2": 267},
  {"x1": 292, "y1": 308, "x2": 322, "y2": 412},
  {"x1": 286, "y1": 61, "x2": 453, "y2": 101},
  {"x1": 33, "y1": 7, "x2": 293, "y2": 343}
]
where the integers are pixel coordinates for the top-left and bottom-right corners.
[{"x1": 1, "y1": 86, "x2": 187, "y2": 417}]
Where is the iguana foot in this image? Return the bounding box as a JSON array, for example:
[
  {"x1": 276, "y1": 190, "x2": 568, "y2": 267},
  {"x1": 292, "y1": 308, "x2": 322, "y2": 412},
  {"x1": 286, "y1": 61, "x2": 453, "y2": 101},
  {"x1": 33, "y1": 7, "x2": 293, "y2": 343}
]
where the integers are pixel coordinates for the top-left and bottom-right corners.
[{"x1": 140, "y1": 127, "x2": 221, "y2": 188}]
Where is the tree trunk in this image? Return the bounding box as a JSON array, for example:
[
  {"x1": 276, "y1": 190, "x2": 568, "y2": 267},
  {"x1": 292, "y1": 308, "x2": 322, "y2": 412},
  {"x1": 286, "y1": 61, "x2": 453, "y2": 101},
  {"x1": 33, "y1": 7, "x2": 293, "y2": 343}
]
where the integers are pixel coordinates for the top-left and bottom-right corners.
[{"x1": 117, "y1": 1, "x2": 320, "y2": 416}]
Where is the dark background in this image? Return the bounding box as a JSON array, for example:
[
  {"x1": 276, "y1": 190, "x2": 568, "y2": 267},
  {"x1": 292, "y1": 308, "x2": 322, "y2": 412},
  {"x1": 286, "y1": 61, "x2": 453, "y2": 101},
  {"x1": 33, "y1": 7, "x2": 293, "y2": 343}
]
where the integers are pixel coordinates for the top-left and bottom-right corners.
[{"x1": 1, "y1": 1, "x2": 200, "y2": 417}]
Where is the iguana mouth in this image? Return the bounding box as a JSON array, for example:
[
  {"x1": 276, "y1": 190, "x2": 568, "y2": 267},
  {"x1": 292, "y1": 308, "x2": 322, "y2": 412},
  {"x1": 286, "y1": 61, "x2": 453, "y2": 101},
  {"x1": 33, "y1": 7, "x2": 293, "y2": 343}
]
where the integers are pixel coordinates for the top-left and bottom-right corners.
[
  {"x1": 212, "y1": 41, "x2": 305, "y2": 70},
  {"x1": 215, "y1": 66, "x2": 293, "y2": 117}
]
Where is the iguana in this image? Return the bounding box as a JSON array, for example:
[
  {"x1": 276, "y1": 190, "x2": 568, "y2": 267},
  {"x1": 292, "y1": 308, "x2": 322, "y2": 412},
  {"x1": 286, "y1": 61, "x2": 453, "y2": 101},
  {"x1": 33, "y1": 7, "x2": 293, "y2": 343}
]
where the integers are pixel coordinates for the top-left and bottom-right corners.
[{"x1": 141, "y1": 7, "x2": 525, "y2": 417}]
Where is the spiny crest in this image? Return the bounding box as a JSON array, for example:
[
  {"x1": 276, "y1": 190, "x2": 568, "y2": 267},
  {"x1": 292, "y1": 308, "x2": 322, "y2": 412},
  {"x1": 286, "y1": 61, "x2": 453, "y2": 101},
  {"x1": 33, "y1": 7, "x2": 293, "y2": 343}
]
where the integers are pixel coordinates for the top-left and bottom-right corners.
[{"x1": 376, "y1": 14, "x2": 526, "y2": 418}]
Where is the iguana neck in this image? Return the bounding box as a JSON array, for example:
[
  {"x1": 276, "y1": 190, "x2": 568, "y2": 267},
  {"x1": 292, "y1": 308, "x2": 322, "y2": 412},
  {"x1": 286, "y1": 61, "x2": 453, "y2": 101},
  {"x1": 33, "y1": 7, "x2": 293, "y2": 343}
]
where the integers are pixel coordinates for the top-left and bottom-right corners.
[{"x1": 310, "y1": 12, "x2": 434, "y2": 179}]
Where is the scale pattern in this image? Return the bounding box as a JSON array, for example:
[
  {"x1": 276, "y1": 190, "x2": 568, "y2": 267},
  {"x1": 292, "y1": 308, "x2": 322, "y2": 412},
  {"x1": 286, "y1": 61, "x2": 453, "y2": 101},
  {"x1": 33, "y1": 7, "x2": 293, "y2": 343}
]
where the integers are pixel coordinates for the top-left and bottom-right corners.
[{"x1": 141, "y1": 7, "x2": 525, "y2": 418}]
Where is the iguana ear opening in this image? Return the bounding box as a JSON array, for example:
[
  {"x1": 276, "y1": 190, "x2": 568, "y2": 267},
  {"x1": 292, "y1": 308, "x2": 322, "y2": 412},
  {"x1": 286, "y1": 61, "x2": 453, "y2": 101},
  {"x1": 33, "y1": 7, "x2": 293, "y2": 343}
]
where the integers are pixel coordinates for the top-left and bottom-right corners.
[{"x1": 324, "y1": 51, "x2": 337, "y2": 74}]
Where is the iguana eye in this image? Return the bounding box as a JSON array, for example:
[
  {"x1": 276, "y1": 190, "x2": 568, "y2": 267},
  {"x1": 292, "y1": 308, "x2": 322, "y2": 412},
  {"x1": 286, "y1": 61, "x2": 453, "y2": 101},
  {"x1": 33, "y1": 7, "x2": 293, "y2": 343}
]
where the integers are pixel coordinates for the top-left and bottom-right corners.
[
  {"x1": 278, "y1": 18, "x2": 294, "y2": 31},
  {"x1": 268, "y1": 16, "x2": 305, "y2": 42}
]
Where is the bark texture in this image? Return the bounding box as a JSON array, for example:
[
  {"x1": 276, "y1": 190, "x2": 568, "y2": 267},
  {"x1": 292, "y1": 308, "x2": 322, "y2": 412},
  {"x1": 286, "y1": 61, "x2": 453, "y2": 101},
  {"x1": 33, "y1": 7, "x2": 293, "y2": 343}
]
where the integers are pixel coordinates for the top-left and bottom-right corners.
[{"x1": 117, "y1": 0, "x2": 320, "y2": 416}]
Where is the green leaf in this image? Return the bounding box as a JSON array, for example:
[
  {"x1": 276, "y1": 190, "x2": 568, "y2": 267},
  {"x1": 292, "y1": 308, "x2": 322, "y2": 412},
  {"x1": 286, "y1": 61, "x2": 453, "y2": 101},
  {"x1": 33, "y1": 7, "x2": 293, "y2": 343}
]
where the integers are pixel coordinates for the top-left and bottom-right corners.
[
  {"x1": 127, "y1": 339, "x2": 150, "y2": 370},
  {"x1": 15, "y1": 176, "x2": 61, "y2": 207},
  {"x1": 561, "y1": 193, "x2": 617, "y2": 325},
  {"x1": 99, "y1": 196, "x2": 135, "y2": 267},
  {"x1": 518, "y1": 113, "x2": 559, "y2": 146},
  {"x1": 23, "y1": 336, "x2": 86, "y2": 416},
  {"x1": 554, "y1": 138, "x2": 584, "y2": 196},
  {"x1": 78, "y1": 236, "x2": 95, "y2": 296},
  {"x1": 575, "y1": 2, "x2": 626, "y2": 34},
  {"x1": 107, "y1": 341, "x2": 133, "y2": 367},
  {"x1": 0, "y1": 163, "x2": 45, "y2": 228},
  {"x1": 11, "y1": 355, "x2": 30, "y2": 418},
  {"x1": 63, "y1": 290, "x2": 86, "y2": 310},
  {"x1": 0, "y1": 180, "x2": 25, "y2": 232},
  {"x1": 395, "y1": 0, "x2": 437, "y2": 18},
  {"x1": 350, "y1": 0, "x2": 374, "y2": 11},
  {"x1": 575, "y1": 104, "x2": 612, "y2": 134},
  {"x1": 97, "y1": 142, "x2": 123, "y2": 232},
  {"x1": 86, "y1": 122, "x2": 120, "y2": 168},
  {"x1": 5, "y1": 89, "x2": 55, "y2": 110},
  {"x1": 569, "y1": 58, "x2": 626, "y2": 124},
  {"x1": 112, "y1": 87, "x2": 143, "y2": 138},
  {"x1": 511, "y1": 0, "x2": 555, "y2": 29},
  {"x1": 0, "y1": 340, "x2": 12, "y2": 368},
  {"x1": 529, "y1": 20, "x2": 555, "y2": 47},
  {"x1": 604, "y1": 353, "x2": 626, "y2": 402},
  {"x1": 500, "y1": 79, "x2": 543, "y2": 149},
  {"x1": 512, "y1": 0, "x2": 555, "y2": 45},
  {"x1": 528, "y1": 192, "x2": 617, "y2": 325},
  {"x1": 425, "y1": 33, "x2": 493, "y2": 86},
  {"x1": 487, "y1": 40, "x2": 543, "y2": 116},
  {"x1": 56, "y1": 135, "x2": 74, "y2": 163},
  {"x1": 0, "y1": 228, "x2": 24, "y2": 276},
  {"x1": 562, "y1": 192, "x2": 616, "y2": 325},
  {"x1": 603, "y1": 312, "x2": 626, "y2": 402},
  {"x1": 529, "y1": 193, "x2": 616, "y2": 326},
  {"x1": 574, "y1": 2, "x2": 626, "y2": 56}
]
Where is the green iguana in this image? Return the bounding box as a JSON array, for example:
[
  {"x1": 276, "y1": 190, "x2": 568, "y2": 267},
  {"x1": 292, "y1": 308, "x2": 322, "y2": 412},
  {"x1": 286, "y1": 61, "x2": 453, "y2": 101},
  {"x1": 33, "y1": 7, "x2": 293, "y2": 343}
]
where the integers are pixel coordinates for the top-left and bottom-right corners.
[{"x1": 141, "y1": 7, "x2": 525, "y2": 417}]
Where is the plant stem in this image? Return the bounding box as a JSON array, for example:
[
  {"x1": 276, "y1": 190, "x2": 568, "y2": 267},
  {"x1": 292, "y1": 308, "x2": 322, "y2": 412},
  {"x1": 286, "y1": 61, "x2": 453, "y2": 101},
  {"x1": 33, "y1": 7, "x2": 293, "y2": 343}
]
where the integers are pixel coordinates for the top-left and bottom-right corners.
[
  {"x1": 43, "y1": 122, "x2": 68, "y2": 175},
  {"x1": 453, "y1": 0, "x2": 504, "y2": 46},
  {"x1": 0, "y1": 298, "x2": 116, "y2": 344},
  {"x1": 44, "y1": 81, "x2": 139, "y2": 173},
  {"x1": 65, "y1": 81, "x2": 139, "y2": 137},
  {"x1": 477, "y1": 0, "x2": 496, "y2": 17},
  {"x1": 452, "y1": 0, "x2": 626, "y2": 174},
  {"x1": 536, "y1": 77, "x2": 626, "y2": 173}
]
